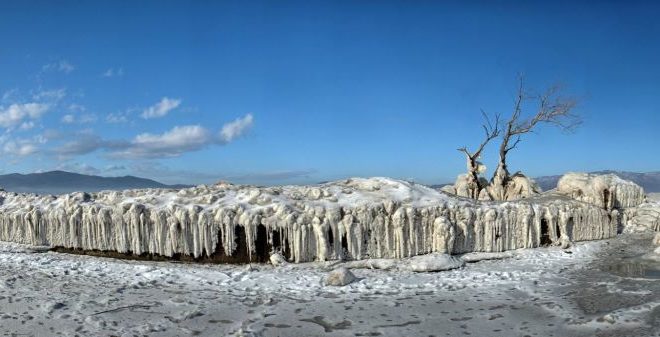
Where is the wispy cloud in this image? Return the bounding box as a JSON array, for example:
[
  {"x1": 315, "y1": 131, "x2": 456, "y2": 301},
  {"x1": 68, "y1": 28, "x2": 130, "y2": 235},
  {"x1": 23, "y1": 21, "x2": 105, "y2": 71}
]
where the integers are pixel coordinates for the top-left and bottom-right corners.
[
  {"x1": 3, "y1": 140, "x2": 39, "y2": 157},
  {"x1": 1, "y1": 134, "x2": 47, "y2": 158},
  {"x1": 50, "y1": 114, "x2": 254, "y2": 160},
  {"x1": 224, "y1": 169, "x2": 318, "y2": 183},
  {"x1": 61, "y1": 114, "x2": 75, "y2": 124},
  {"x1": 102, "y1": 67, "x2": 124, "y2": 78},
  {"x1": 105, "y1": 112, "x2": 129, "y2": 124},
  {"x1": 141, "y1": 97, "x2": 181, "y2": 119},
  {"x1": 111, "y1": 125, "x2": 212, "y2": 159},
  {"x1": 61, "y1": 113, "x2": 97, "y2": 124},
  {"x1": 220, "y1": 113, "x2": 254, "y2": 143},
  {"x1": 32, "y1": 88, "x2": 66, "y2": 101},
  {"x1": 53, "y1": 130, "x2": 126, "y2": 158},
  {"x1": 42, "y1": 60, "x2": 74, "y2": 74},
  {"x1": 56, "y1": 162, "x2": 100, "y2": 175},
  {"x1": 0, "y1": 103, "x2": 50, "y2": 128}
]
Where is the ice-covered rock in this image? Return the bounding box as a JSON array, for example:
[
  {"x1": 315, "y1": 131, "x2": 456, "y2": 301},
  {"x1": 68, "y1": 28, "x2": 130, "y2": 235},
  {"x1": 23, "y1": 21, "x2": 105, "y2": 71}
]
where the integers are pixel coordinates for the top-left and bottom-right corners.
[
  {"x1": 0, "y1": 177, "x2": 620, "y2": 263},
  {"x1": 557, "y1": 173, "x2": 645, "y2": 210},
  {"x1": 269, "y1": 252, "x2": 286, "y2": 266},
  {"x1": 324, "y1": 267, "x2": 356, "y2": 286},
  {"x1": 409, "y1": 253, "x2": 465, "y2": 272},
  {"x1": 624, "y1": 200, "x2": 660, "y2": 232},
  {"x1": 653, "y1": 233, "x2": 660, "y2": 246}
]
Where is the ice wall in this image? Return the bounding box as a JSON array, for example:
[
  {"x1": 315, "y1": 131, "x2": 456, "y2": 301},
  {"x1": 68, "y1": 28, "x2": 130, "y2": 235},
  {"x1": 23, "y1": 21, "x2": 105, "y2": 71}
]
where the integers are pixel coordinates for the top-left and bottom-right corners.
[
  {"x1": 556, "y1": 172, "x2": 646, "y2": 210},
  {"x1": 0, "y1": 177, "x2": 617, "y2": 263}
]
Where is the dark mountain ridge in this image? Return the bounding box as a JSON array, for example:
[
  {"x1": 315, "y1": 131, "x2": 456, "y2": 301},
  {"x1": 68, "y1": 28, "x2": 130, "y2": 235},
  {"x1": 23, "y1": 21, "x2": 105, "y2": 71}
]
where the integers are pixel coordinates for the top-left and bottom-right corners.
[{"x1": 0, "y1": 170, "x2": 191, "y2": 195}]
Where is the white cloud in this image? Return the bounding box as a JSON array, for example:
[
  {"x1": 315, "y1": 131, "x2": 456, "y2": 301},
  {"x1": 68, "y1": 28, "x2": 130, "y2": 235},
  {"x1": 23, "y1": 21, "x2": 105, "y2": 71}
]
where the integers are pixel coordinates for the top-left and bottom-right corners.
[
  {"x1": 61, "y1": 114, "x2": 75, "y2": 124},
  {"x1": 79, "y1": 114, "x2": 97, "y2": 124},
  {"x1": 50, "y1": 114, "x2": 255, "y2": 160},
  {"x1": 54, "y1": 132, "x2": 110, "y2": 157},
  {"x1": 0, "y1": 103, "x2": 50, "y2": 128},
  {"x1": 19, "y1": 121, "x2": 35, "y2": 130},
  {"x1": 106, "y1": 112, "x2": 129, "y2": 124},
  {"x1": 1, "y1": 135, "x2": 46, "y2": 157},
  {"x1": 2, "y1": 89, "x2": 19, "y2": 102},
  {"x1": 68, "y1": 103, "x2": 86, "y2": 112},
  {"x1": 112, "y1": 125, "x2": 211, "y2": 159},
  {"x1": 61, "y1": 113, "x2": 96, "y2": 125},
  {"x1": 56, "y1": 162, "x2": 100, "y2": 175},
  {"x1": 141, "y1": 97, "x2": 181, "y2": 119},
  {"x1": 32, "y1": 88, "x2": 66, "y2": 101},
  {"x1": 104, "y1": 164, "x2": 127, "y2": 172},
  {"x1": 102, "y1": 67, "x2": 124, "y2": 78},
  {"x1": 220, "y1": 113, "x2": 254, "y2": 143},
  {"x1": 43, "y1": 60, "x2": 74, "y2": 74}
]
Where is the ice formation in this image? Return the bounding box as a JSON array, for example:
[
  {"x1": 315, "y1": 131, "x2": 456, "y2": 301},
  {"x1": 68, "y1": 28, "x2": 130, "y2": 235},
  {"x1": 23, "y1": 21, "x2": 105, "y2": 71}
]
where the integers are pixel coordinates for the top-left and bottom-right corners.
[
  {"x1": 556, "y1": 173, "x2": 646, "y2": 211},
  {"x1": 324, "y1": 267, "x2": 356, "y2": 286},
  {"x1": 408, "y1": 253, "x2": 464, "y2": 272},
  {"x1": 445, "y1": 166, "x2": 541, "y2": 201},
  {"x1": 0, "y1": 176, "x2": 629, "y2": 263}
]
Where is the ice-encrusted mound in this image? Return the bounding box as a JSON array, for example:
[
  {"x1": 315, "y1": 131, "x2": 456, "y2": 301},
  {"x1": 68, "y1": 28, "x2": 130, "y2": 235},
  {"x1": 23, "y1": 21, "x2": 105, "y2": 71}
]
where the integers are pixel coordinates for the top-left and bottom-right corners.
[
  {"x1": 324, "y1": 267, "x2": 356, "y2": 286},
  {"x1": 623, "y1": 200, "x2": 660, "y2": 232},
  {"x1": 556, "y1": 173, "x2": 646, "y2": 210},
  {"x1": 0, "y1": 177, "x2": 618, "y2": 263},
  {"x1": 409, "y1": 253, "x2": 464, "y2": 272}
]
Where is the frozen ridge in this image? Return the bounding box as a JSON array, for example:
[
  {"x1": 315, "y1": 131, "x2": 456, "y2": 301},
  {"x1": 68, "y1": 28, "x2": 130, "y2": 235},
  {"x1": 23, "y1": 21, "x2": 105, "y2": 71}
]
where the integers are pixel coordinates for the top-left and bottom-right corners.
[{"x1": 0, "y1": 175, "x2": 649, "y2": 263}]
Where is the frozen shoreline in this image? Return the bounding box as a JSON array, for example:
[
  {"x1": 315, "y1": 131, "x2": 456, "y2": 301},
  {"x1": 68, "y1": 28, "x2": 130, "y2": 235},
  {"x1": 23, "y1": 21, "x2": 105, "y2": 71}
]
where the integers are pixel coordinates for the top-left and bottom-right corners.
[{"x1": 0, "y1": 232, "x2": 657, "y2": 336}]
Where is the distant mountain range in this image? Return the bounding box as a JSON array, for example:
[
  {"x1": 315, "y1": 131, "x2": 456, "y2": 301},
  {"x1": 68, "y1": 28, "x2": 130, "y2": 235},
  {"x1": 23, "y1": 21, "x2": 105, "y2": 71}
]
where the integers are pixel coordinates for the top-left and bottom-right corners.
[
  {"x1": 1, "y1": 170, "x2": 658, "y2": 196},
  {"x1": 0, "y1": 171, "x2": 191, "y2": 195},
  {"x1": 534, "y1": 171, "x2": 660, "y2": 193}
]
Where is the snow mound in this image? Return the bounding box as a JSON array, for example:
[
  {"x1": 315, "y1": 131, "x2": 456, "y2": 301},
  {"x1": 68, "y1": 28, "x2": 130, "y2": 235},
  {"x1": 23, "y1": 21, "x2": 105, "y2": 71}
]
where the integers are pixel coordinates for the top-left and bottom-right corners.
[
  {"x1": 557, "y1": 172, "x2": 645, "y2": 210},
  {"x1": 325, "y1": 267, "x2": 356, "y2": 286},
  {"x1": 409, "y1": 253, "x2": 465, "y2": 272}
]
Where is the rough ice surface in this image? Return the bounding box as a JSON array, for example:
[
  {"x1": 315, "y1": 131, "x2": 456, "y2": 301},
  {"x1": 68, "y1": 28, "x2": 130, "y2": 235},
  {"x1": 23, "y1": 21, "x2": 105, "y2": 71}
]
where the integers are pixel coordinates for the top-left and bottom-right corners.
[
  {"x1": 408, "y1": 253, "x2": 465, "y2": 272},
  {"x1": 556, "y1": 172, "x2": 646, "y2": 211},
  {"x1": 324, "y1": 267, "x2": 356, "y2": 286},
  {"x1": 0, "y1": 176, "x2": 635, "y2": 263}
]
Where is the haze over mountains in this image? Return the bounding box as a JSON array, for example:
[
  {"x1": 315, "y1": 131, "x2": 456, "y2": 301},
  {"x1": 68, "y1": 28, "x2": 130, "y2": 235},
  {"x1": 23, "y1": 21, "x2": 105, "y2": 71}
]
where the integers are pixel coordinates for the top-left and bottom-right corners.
[
  {"x1": 0, "y1": 170, "x2": 657, "y2": 196},
  {"x1": 534, "y1": 171, "x2": 660, "y2": 193},
  {"x1": 0, "y1": 171, "x2": 190, "y2": 195}
]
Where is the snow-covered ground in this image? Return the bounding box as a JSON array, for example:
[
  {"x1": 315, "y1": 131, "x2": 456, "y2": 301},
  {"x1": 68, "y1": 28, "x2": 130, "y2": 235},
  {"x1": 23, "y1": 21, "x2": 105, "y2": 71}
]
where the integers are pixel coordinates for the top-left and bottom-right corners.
[{"x1": 0, "y1": 233, "x2": 658, "y2": 336}]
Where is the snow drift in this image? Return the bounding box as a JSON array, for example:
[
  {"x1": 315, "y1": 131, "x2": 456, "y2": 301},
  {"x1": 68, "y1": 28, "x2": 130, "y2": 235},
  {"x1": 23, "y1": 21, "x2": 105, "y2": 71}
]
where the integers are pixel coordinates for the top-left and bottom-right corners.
[{"x1": 0, "y1": 176, "x2": 630, "y2": 263}]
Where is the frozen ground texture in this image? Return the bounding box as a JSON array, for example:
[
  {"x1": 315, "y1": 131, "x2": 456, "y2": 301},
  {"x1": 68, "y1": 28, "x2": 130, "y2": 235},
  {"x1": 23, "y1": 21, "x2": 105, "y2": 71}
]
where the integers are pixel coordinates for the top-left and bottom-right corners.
[
  {"x1": 0, "y1": 233, "x2": 658, "y2": 336},
  {"x1": 0, "y1": 173, "x2": 658, "y2": 336},
  {"x1": 0, "y1": 174, "x2": 645, "y2": 262}
]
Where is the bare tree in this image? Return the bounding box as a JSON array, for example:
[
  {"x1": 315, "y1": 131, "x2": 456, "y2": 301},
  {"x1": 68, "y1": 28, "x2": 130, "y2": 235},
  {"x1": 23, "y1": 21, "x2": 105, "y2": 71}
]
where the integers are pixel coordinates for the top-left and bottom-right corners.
[
  {"x1": 489, "y1": 76, "x2": 580, "y2": 200},
  {"x1": 456, "y1": 110, "x2": 500, "y2": 199}
]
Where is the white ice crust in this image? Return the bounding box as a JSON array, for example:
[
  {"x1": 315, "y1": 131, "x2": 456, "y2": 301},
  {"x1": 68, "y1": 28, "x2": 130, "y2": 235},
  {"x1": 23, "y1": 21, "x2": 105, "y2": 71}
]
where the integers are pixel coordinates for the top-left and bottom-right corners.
[
  {"x1": 0, "y1": 176, "x2": 627, "y2": 262},
  {"x1": 556, "y1": 172, "x2": 646, "y2": 210}
]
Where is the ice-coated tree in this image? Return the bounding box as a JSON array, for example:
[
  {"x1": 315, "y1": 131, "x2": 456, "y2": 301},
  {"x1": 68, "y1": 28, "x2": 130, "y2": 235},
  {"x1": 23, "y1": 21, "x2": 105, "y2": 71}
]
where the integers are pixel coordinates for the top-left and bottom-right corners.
[
  {"x1": 455, "y1": 111, "x2": 500, "y2": 199},
  {"x1": 451, "y1": 76, "x2": 581, "y2": 201}
]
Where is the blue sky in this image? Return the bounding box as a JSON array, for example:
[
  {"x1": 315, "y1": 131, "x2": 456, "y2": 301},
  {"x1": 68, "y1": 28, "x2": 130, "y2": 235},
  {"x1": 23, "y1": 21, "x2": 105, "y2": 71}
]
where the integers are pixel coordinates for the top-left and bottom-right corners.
[{"x1": 0, "y1": 1, "x2": 658, "y2": 185}]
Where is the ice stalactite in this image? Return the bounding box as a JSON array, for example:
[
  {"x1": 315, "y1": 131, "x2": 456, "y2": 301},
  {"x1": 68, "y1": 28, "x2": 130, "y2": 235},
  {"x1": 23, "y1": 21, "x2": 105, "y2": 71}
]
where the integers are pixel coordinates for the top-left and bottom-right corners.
[{"x1": 0, "y1": 177, "x2": 622, "y2": 263}]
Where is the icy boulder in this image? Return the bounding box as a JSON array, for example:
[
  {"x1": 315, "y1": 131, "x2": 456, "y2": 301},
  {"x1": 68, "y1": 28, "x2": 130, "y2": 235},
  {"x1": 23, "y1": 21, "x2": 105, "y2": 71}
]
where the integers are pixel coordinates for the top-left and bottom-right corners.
[
  {"x1": 325, "y1": 267, "x2": 357, "y2": 286},
  {"x1": 270, "y1": 252, "x2": 287, "y2": 266},
  {"x1": 409, "y1": 253, "x2": 465, "y2": 272},
  {"x1": 625, "y1": 201, "x2": 660, "y2": 232},
  {"x1": 557, "y1": 173, "x2": 645, "y2": 210}
]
